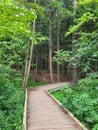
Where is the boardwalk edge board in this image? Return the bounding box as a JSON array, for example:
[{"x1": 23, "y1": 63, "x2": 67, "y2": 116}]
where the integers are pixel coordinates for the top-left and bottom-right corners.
[
  {"x1": 48, "y1": 83, "x2": 70, "y2": 91},
  {"x1": 45, "y1": 89, "x2": 88, "y2": 130},
  {"x1": 23, "y1": 89, "x2": 27, "y2": 130}
]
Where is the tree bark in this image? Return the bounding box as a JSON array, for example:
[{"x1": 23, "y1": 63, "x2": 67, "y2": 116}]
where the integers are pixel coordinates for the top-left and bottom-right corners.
[
  {"x1": 35, "y1": 51, "x2": 38, "y2": 79},
  {"x1": 72, "y1": 0, "x2": 78, "y2": 85},
  {"x1": 22, "y1": 19, "x2": 36, "y2": 90},
  {"x1": 49, "y1": 17, "x2": 54, "y2": 83},
  {"x1": 57, "y1": 19, "x2": 61, "y2": 82},
  {"x1": 22, "y1": 48, "x2": 29, "y2": 89}
]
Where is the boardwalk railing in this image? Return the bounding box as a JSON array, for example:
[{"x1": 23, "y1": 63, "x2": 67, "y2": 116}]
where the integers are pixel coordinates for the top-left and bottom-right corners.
[{"x1": 23, "y1": 89, "x2": 27, "y2": 130}]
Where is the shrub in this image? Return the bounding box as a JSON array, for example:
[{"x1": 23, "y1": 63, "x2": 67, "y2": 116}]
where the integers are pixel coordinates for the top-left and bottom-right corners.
[{"x1": 0, "y1": 64, "x2": 24, "y2": 130}]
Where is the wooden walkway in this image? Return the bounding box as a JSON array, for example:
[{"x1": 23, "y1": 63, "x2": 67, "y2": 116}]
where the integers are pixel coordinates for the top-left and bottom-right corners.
[{"x1": 26, "y1": 83, "x2": 85, "y2": 130}]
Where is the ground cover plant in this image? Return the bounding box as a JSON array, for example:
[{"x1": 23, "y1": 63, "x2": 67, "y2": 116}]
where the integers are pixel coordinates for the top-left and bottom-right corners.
[
  {"x1": 0, "y1": 65, "x2": 25, "y2": 130},
  {"x1": 51, "y1": 73, "x2": 98, "y2": 130}
]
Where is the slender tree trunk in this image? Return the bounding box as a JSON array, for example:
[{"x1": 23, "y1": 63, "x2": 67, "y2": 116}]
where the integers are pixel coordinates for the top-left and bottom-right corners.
[
  {"x1": 22, "y1": 19, "x2": 36, "y2": 90},
  {"x1": 72, "y1": 33, "x2": 78, "y2": 84},
  {"x1": 49, "y1": 17, "x2": 54, "y2": 83},
  {"x1": 35, "y1": 53, "x2": 38, "y2": 79},
  {"x1": 22, "y1": 48, "x2": 29, "y2": 89},
  {"x1": 72, "y1": 0, "x2": 78, "y2": 85},
  {"x1": 40, "y1": 52, "x2": 43, "y2": 72},
  {"x1": 95, "y1": 61, "x2": 97, "y2": 72},
  {"x1": 57, "y1": 19, "x2": 61, "y2": 82}
]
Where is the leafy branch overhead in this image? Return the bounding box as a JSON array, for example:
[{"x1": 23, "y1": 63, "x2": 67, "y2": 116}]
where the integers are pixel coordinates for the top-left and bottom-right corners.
[
  {"x1": 53, "y1": 50, "x2": 72, "y2": 64},
  {"x1": 65, "y1": 12, "x2": 96, "y2": 37},
  {"x1": 0, "y1": 2, "x2": 37, "y2": 40}
]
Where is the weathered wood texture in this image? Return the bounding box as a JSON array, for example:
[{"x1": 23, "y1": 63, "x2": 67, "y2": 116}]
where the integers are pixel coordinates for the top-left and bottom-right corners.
[{"x1": 26, "y1": 83, "x2": 87, "y2": 130}]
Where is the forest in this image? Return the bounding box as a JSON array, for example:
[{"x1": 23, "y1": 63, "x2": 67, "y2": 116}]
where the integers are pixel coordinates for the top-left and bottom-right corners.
[{"x1": 0, "y1": 0, "x2": 98, "y2": 130}]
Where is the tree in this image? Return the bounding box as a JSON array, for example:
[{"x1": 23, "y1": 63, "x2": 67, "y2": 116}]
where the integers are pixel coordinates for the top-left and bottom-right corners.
[
  {"x1": 56, "y1": 18, "x2": 61, "y2": 82},
  {"x1": 65, "y1": 0, "x2": 98, "y2": 79},
  {"x1": 22, "y1": 19, "x2": 36, "y2": 90},
  {"x1": 72, "y1": 0, "x2": 78, "y2": 85},
  {"x1": 0, "y1": 0, "x2": 37, "y2": 90},
  {"x1": 48, "y1": 12, "x2": 54, "y2": 83},
  {"x1": 55, "y1": 0, "x2": 70, "y2": 82},
  {"x1": 22, "y1": 0, "x2": 36, "y2": 90}
]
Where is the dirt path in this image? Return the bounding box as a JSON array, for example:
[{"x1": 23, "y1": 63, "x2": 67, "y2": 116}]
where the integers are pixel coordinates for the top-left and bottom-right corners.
[{"x1": 27, "y1": 82, "x2": 83, "y2": 130}]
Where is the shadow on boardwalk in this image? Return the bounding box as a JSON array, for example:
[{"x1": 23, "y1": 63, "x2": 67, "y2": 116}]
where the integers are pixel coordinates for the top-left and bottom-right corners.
[{"x1": 26, "y1": 82, "x2": 85, "y2": 130}]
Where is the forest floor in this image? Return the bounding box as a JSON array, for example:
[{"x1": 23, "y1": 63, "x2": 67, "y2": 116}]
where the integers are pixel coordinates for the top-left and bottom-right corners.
[
  {"x1": 31, "y1": 72, "x2": 68, "y2": 82},
  {"x1": 26, "y1": 82, "x2": 84, "y2": 130}
]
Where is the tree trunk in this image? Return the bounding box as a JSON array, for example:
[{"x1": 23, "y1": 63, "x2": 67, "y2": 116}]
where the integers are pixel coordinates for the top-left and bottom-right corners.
[
  {"x1": 49, "y1": 17, "x2": 54, "y2": 83},
  {"x1": 72, "y1": 66, "x2": 78, "y2": 84},
  {"x1": 57, "y1": 19, "x2": 61, "y2": 82},
  {"x1": 22, "y1": 19, "x2": 36, "y2": 90},
  {"x1": 35, "y1": 53, "x2": 38, "y2": 79},
  {"x1": 22, "y1": 48, "x2": 29, "y2": 89},
  {"x1": 72, "y1": 0, "x2": 78, "y2": 85},
  {"x1": 95, "y1": 61, "x2": 97, "y2": 72}
]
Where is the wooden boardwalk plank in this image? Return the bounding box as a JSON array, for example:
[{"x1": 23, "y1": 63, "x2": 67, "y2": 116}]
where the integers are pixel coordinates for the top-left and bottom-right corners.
[{"x1": 26, "y1": 83, "x2": 85, "y2": 130}]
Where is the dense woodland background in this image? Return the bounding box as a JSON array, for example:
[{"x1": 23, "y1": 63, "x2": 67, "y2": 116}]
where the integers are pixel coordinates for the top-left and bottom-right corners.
[{"x1": 0, "y1": 0, "x2": 98, "y2": 130}]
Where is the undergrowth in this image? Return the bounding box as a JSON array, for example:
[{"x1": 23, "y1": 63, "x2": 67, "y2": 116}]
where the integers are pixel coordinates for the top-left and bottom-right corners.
[{"x1": 0, "y1": 65, "x2": 25, "y2": 130}]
